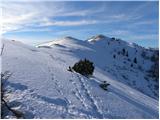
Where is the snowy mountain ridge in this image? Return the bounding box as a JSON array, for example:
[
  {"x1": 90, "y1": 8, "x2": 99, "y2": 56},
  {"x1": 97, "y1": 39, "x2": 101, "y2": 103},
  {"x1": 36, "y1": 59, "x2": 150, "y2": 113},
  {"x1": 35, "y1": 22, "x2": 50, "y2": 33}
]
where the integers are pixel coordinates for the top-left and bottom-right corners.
[
  {"x1": 37, "y1": 35, "x2": 158, "y2": 99},
  {"x1": 2, "y1": 35, "x2": 159, "y2": 118}
]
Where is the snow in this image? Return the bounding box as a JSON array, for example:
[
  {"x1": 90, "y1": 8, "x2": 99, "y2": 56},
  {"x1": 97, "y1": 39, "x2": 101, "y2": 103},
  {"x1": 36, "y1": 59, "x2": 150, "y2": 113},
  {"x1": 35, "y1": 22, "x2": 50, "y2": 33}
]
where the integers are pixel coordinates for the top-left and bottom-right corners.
[{"x1": 2, "y1": 36, "x2": 159, "y2": 119}]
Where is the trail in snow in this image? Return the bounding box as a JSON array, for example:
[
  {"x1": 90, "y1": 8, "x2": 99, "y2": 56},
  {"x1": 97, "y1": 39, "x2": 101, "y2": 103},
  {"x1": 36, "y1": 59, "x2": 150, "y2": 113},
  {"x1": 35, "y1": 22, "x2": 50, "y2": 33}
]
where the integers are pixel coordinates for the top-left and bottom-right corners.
[
  {"x1": 68, "y1": 70, "x2": 104, "y2": 118},
  {"x1": 75, "y1": 74, "x2": 103, "y2": 118},
  {"x1": 42, "y1": 51, "x2": 79, "y2": 118},
  {"x1": 69, "y1": 77, "x2": 89, "y2": 109},
  {"x1": 40, "y1": 50, "x2": 65, "y2": 96}
]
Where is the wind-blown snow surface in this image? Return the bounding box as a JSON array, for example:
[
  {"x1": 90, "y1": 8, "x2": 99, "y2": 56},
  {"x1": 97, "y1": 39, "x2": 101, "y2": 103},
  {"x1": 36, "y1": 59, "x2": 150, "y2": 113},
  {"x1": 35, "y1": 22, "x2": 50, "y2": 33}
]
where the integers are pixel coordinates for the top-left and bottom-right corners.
[{"x1": 2, "y1": 36, "x2": 159, "y2": 118}]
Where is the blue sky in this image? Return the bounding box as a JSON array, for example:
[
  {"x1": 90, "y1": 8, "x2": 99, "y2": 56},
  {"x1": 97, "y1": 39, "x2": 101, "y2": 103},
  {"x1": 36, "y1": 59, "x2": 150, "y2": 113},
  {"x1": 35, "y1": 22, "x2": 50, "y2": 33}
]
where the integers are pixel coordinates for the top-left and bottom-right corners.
[{"x1": 2, "y1": 1, "x2": 159, "y2": 48}]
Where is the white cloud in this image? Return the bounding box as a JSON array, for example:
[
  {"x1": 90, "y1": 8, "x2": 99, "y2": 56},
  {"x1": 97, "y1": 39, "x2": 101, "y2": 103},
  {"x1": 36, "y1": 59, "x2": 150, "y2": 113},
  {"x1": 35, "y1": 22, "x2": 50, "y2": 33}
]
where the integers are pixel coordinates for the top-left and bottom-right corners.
[
  {"x1": 105, "y1": 29, "x2": 158, "y2": 42},
  {"x1": 60, "y1": 10, "x2": 92, "y2": 17},
  {"x1": 132, "y1": 20, "x2": 157, "y2": 25},
  {"x1": 2, "y1": 2, "x2": 44, "y2": 33},
  {"x1": 130, "y1": 34, "x2": 158, "y2": 41},
  {"x1": 106, "y1": 13, "x2": 142, "y2": 23},
  {"x1": 10, "y1": 28, "x2": 51, "y2": 33},
  {"x1": 111, "y1": 30, "x2": 130, "y2": 35},
  {"x1": 1, "y1": 1, "x2": 102, "y2": 34},
  {"x1": 105, "y1": 30, "x2": 131, "y2": 38},
  {"x1": 41, "y1": 19, "x2": 98, "y2": 26}
]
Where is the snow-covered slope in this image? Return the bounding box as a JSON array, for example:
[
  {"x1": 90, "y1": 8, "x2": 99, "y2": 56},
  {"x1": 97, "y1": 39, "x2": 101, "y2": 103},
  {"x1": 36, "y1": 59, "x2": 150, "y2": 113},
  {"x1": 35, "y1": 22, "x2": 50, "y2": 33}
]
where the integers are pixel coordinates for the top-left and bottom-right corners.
[
  {"x1": 86, "y1": 35, "x2": 159, "y2": 99},
  {"x1": 38, "y1": 35, "x2": 158, "y2": 99},
  {"x1": 2, "y1": 37, "x2": 159, "y2": 118}
]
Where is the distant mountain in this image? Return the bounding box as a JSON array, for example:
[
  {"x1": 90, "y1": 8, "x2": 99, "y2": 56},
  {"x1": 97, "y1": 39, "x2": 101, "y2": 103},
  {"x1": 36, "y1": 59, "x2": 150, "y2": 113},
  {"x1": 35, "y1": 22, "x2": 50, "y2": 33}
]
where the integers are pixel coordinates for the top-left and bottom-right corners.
[{"x1": 2, "y1": 35, "x2": 159, "y2": 118}]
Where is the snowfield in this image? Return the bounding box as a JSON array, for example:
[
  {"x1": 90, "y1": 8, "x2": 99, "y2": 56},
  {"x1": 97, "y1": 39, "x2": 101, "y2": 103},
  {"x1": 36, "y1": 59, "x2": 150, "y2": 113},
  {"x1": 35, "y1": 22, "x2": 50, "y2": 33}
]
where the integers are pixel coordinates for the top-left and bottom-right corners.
[{"x1": 1, "y1": 35, "x2": 159, "y2": 118}]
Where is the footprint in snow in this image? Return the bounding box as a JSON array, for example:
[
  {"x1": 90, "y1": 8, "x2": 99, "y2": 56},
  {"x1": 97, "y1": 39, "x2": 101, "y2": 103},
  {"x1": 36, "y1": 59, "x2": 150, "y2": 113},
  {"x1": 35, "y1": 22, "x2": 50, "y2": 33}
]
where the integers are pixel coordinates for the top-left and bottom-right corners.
[
  {"x1": 39, "y1": 96, "x2": 68, "y2": 107},
  {"x1": 30, "y1": 92, "x2": 68, "y2": 107}
]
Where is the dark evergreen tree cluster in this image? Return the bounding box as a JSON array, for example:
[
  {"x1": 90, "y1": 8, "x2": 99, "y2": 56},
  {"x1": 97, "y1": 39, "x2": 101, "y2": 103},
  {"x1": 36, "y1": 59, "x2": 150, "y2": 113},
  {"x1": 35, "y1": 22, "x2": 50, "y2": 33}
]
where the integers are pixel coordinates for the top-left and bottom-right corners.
[
  {"x1": 121, "y1": 48, "x2": 129, "y2": 57},
  {"x1": 72, "y1": 59, "x2": 94, "y2": 76},
  {"x1": 148, "y1": 50, "x2": 159, "y2": 81}
]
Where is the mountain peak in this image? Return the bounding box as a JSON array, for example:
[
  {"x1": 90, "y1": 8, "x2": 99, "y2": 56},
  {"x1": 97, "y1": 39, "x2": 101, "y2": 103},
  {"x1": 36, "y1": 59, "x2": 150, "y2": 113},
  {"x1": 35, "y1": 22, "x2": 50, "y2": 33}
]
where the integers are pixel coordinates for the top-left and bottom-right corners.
[
  {"x1": 64, "y1": 36, "x2": 77, "y2": 40},
  {"x1": 94, "y1": 34, "x2": 106, "y2": 39},
  {"x1": 87, "y1": 34, "x2": 109, "y2": 42}
]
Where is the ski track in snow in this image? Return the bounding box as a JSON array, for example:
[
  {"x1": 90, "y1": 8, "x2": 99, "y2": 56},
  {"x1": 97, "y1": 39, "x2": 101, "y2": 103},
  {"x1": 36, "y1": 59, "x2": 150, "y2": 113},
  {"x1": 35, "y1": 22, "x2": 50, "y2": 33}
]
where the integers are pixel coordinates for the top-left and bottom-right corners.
[
  {"x1": 69, "y1": 73, "x2": 103, "y2": 118},
  {"x1": 75, "y1": 74, "x2": 103, "y2": 118},
  {"x1": 69, "y1": 74, "x2": 89, "y2": 109}
]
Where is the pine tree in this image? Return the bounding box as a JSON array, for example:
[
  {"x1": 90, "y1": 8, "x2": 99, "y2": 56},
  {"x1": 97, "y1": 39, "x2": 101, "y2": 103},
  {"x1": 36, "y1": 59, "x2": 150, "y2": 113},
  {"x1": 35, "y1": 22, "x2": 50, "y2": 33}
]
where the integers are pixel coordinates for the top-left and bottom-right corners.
[{"x1": 72, "y1": 59, "x2": 94, "y2": 76}]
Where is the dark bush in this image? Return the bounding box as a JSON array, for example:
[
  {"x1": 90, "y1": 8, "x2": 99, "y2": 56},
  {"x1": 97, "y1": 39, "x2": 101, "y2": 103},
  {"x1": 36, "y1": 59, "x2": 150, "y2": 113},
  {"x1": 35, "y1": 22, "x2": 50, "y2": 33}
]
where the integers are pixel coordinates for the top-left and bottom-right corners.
[
  {"x1": 151, "y1": 52, "x2": 159, "y2": 62},
  {"x1": 141, "y1": 51, "x2": 146, "y2": 58},
  {"x1": 72, "y1": 59, "x2": 94, "y2": 76},
  {"x1": 68, "y1": 66, "x2": 73, "y2": 72},
  {"x1": 122, "y1": 48, "x2": 125, "y2": 55},
  {"x1": 122, "y1": 75, "x2": 128, "y2": 80},
  {"x1": 135, "y1": 49, "x2": 137, "y2": 53},
  {"x1": 111, "y1": 37, "x2": 115, "y2": 40},
  {"x1": 99, "y1": 81, "x2": 110, "y2": 91},
  {"x1": 134, "y1": 57, "x2": 137, "y2": 64},
  {"x1": 113, "y1": 54, "x2": 116, "y2": 59},
  {"x1": 126, "y1": 51, "x2": 128, "y2": 57},
  {"x1": 127, "y1": 58, "x2": 131, "y2": 62}
]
